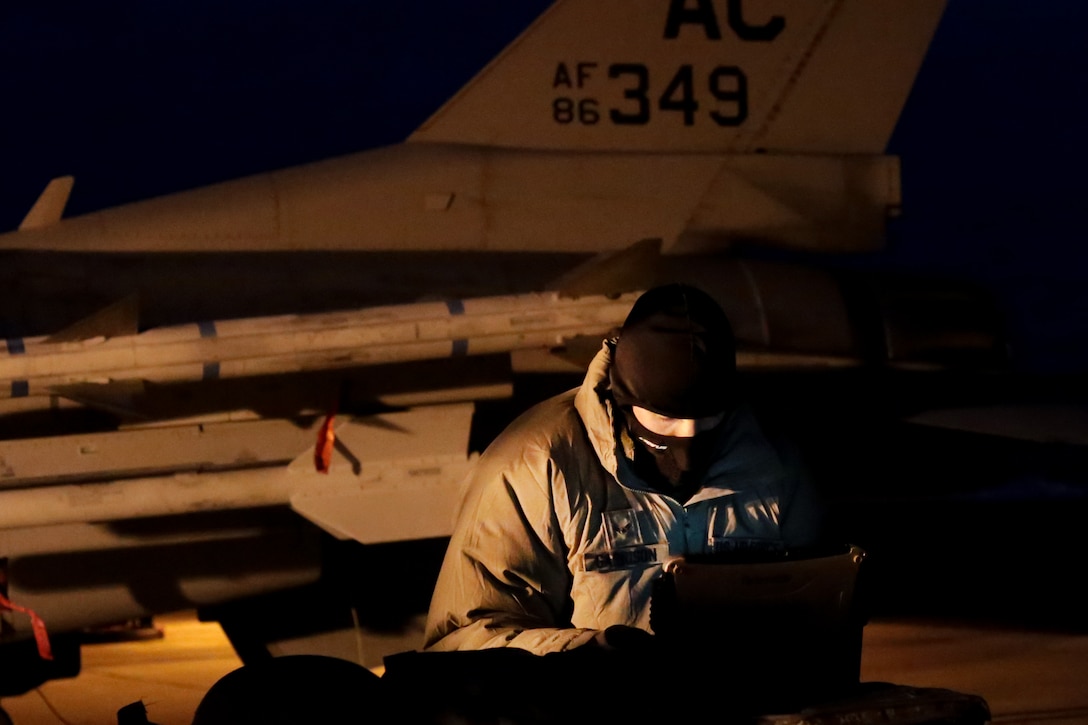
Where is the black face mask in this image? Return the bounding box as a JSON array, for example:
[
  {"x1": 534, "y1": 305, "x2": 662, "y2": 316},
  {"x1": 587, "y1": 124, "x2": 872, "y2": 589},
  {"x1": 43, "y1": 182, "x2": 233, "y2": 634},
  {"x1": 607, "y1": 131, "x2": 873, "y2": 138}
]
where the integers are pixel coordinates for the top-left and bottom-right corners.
[{"x1": 622, "y1": 409, "x2": 721, "y2": 495}]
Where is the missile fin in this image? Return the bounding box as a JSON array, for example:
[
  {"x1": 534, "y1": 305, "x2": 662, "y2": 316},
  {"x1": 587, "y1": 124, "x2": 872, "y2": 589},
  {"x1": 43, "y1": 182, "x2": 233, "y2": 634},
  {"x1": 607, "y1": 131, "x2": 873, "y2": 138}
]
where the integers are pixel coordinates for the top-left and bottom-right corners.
[
  {"x1": 546, "y1": 238, "x2": 660, "y2": 299},
  {"x1": 48, "y1": 379, "x2": 150, "y2": 418},
  {"x1": 45, "y1": 293, "x2": 140, "y2": 343}
]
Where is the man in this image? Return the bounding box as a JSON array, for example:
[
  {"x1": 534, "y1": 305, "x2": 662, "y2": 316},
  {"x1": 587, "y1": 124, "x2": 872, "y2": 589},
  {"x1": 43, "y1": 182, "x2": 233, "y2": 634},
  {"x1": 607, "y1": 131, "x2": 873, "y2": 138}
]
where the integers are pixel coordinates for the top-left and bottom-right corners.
[{"x1": 423, "y1": 282, "x2": 827, "y2": 654}]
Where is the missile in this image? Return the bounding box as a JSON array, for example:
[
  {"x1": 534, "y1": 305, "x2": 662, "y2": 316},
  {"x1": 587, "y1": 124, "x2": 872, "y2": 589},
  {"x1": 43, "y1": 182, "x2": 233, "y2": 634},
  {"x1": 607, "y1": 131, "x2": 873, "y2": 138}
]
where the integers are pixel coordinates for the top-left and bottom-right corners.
[
  {"x1": 0, "y1": 403, "x2": 478, "y2": 540},
  {"x1": 2, "y1": 290, "x2": 641, "y2": 399}
]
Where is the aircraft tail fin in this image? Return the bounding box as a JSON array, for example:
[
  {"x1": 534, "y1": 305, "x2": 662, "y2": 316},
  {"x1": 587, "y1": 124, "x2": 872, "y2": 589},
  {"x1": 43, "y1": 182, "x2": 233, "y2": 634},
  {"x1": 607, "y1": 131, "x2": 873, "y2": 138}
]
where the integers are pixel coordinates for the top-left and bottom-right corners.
[
  {"x1": 19, "y1": 176, "x2": 74, "y2": 230},
  {"x1": 410, "y1": 0, "x2": 947, "y2": 155}
]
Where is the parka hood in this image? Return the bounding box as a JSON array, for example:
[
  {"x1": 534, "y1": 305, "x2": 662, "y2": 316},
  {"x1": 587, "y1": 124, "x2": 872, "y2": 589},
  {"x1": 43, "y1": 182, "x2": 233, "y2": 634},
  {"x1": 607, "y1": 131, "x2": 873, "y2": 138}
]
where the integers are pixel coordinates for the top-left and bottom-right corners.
[{"x1": 574, "y1": 340, "x2": 787, "y2": 506}]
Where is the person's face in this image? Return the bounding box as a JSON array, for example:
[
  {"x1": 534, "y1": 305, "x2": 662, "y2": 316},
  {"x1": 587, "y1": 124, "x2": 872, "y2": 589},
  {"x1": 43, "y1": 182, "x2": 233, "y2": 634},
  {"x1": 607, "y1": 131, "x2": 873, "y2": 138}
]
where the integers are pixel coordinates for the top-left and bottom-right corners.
[{"x1": 631, "y1": 406, "x2": 726, "y2": 438}]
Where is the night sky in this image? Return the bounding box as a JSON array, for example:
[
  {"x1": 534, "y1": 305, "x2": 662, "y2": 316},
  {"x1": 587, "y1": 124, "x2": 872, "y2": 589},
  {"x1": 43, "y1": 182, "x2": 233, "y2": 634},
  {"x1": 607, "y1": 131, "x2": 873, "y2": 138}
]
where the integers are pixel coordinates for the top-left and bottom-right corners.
[{"x1": 1, "y1": 0, "x2": 1086, "y2": 374}]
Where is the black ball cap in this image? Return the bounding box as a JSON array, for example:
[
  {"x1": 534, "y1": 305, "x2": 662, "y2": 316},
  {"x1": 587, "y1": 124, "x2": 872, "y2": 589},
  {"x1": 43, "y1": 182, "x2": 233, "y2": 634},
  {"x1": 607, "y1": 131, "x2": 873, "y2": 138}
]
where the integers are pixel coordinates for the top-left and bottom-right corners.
[{"x1": 610, "y1": 283, "x2": 736, "y2": 419}]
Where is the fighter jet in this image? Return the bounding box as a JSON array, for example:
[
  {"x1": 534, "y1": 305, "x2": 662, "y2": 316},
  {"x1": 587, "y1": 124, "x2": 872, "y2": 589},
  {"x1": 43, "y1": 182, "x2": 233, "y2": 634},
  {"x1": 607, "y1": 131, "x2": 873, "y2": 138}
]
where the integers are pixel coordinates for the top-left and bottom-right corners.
[{"x1": 0, "y1": 0, "x2": 1009, "y2": 700}]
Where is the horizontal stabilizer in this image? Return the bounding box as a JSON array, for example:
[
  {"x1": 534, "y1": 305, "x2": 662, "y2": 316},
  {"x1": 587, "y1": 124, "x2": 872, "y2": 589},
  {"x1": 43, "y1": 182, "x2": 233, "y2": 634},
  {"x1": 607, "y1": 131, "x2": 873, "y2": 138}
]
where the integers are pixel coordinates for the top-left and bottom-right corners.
[
  {"x1": 289, "y1": 403, "x2": 478, "y2": 542},
  {"x1": 19, "y1": 176, "x2": 74, "y2": 231}
]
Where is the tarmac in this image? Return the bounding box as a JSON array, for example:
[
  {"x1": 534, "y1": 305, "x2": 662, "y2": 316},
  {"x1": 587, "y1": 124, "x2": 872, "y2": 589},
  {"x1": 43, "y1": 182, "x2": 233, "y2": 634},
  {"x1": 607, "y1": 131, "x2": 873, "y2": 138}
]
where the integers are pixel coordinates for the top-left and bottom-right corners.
[{"x1": 0, "y1": 611, "x2": 1085, "y2": 725}]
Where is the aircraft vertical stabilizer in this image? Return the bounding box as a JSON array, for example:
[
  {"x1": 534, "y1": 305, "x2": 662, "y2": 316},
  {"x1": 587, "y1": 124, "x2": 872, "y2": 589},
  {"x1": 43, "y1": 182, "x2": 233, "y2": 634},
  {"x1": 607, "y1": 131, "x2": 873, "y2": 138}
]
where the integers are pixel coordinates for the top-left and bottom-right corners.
[{"x1": 410, "y1": 0, "x2": 948, "y2": 154}]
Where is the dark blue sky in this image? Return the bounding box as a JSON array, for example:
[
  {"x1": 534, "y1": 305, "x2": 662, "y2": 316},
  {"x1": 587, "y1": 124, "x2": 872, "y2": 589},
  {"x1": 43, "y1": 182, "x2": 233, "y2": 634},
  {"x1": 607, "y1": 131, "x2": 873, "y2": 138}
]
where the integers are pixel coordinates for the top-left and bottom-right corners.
[
  {"x1": 0, "y1": 1, "x2": 549, "y2": 217},
  {"x1": 881, "y1": 1, "x2": 1088, "y2": 374},
  {"x1": 1, "y1": 1, "x2": 1086, "y2": 374}
]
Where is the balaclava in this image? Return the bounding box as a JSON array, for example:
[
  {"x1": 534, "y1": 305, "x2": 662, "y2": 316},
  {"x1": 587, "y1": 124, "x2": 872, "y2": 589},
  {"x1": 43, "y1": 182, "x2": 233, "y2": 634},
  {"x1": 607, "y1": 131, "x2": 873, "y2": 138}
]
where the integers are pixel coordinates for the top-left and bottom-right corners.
[{"x1": 609, "y1": 283, "x2": 737, "y2": 496}]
